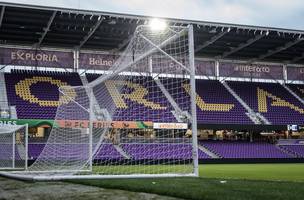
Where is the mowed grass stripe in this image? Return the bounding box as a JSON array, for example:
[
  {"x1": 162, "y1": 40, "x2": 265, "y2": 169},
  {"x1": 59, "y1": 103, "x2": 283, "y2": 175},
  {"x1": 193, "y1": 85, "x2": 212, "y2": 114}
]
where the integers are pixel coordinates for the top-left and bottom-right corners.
[
  {"x1": 199, "y1": 163, "x2": 304, "y2": 182},
  {"x1": 70, "y1": 164, "x2": 304, "y2": 200},
  {"x1": 92, "y1": 163, "x2": 304, "y2": 182}
]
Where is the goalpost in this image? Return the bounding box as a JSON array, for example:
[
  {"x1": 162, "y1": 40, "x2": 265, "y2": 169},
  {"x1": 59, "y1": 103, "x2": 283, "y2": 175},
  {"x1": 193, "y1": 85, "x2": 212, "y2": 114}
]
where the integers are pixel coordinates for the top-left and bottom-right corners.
[
  {"x1": 0, "y1": 24, "x2": 198, "y2": 180},
  {"x1": 0, "y1": 124, "x2": 28, "y2": 170}
]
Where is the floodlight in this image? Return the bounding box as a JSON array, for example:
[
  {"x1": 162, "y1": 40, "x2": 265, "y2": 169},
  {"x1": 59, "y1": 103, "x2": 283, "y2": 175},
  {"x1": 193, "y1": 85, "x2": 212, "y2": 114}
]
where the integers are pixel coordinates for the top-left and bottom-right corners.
[{"x1": 149, "y1": 18, "x2": 167, "y2": 31}]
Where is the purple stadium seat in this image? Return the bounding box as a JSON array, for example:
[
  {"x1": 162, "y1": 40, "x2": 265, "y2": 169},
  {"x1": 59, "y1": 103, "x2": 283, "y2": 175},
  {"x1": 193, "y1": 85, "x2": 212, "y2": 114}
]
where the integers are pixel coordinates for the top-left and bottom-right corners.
[
  {"x1": 279, "y1": 145, "x2": 304, "y2": 158},
  {"x1": 86, "y1": 73, "x2": 176, "y2": 122},
  {"x1": 5, "y1": 70, "x2": 88, "y2": 120},
  {"x1": 94, "y1": 144, "x2": 124, "y2": 159},
  {"x1": 287, "y1": 84, "x2": 304, "y2": 99},
  {"x1": 200, "y1": 140, "x2": 291, "y2": 158},
  {"x1": 87, "y1": 74, "x2": 253, "y2": 124},
  {"x1": 121, "y1": 143, "x2": 210, "y2": 159},
  {"x1": 228, "y1": 81, "x2": 304, "y2": 125},
  {"x1": 26, "y1": 142, "x2": 210, "y2": 160}
]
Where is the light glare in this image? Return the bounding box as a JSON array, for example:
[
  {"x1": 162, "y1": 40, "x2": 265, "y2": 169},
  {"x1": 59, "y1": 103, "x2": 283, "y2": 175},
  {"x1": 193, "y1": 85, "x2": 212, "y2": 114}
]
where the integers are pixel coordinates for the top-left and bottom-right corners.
[{"x1": 149, "y1": 18, "x2": 167, "y2": 31}]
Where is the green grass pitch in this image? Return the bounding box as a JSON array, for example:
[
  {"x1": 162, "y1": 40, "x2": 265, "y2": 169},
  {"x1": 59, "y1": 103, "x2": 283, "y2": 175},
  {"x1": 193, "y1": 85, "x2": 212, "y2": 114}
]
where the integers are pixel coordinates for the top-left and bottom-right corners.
[{"x1": 71, "y1": 163, "x2": 304, "y2": 200}]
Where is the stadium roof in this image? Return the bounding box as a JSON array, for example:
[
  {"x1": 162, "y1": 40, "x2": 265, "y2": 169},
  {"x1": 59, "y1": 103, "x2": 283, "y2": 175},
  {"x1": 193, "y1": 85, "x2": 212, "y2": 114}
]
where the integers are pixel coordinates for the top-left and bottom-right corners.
[{"x1": 0, "y1": 2, "x2": 304, "y2": 65}]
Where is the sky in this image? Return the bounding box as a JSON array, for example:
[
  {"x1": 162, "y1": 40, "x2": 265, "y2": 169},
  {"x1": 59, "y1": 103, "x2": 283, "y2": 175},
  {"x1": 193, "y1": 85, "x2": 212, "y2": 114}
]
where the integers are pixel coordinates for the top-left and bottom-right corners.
[{"x1": 1, "y1": 0, "x2": 304, "y2": 30}]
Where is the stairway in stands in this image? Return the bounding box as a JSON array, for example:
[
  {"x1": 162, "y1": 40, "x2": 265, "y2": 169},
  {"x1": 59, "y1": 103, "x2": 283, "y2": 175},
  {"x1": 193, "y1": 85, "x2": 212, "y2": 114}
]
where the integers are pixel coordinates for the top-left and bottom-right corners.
[
  {"x1": 114, "y1": 145, "x2": 131, "y2": 159},
  {"x1": 221, "y1": 80, "x2": 270, "y2": 125},
  {"x1": 198, "y1": 144, "x2": 219, "y2": 158},
  {"x1": 282, "y1": 83, "x2": 304, "y2": 105},
  {"x1": 278, "y1": 145, "x2": 304, "y2": 158},
  {"x1": 276, "y1": 145, "x2": 299, "y2": 158}
]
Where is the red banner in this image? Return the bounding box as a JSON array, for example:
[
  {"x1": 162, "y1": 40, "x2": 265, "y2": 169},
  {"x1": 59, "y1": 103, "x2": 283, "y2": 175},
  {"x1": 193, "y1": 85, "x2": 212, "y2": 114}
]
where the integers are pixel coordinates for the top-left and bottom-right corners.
[{"x1": 56, "y1": 120, "x2": 153, "y2": 129}]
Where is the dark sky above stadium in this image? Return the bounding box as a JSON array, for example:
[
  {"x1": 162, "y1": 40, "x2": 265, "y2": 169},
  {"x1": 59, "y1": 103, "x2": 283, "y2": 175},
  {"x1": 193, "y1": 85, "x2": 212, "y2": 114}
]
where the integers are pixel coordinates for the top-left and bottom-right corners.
[{"x1": 2, "y1": 0, "x2": 304, "y2": 30}]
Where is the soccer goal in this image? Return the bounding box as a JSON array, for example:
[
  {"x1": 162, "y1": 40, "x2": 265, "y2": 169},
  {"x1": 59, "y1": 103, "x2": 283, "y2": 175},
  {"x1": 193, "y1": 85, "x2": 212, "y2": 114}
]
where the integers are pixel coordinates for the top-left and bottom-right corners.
[
  {"x1": 0, "y1": 124, "x2": 28, "y2": 170},
  {"x1": 0, "y1": 24, "x2": 198, "y2": 180}
]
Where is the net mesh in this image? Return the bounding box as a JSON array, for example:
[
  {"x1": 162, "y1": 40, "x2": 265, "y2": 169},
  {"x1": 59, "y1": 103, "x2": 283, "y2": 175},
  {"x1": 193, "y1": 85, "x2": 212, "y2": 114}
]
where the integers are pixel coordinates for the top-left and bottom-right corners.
[
  {"x1": 29, "y1": 25, "x2": 197, "y2": 177},
  {"x1": 0, "y1": 125, "x2": 27, "y2": 169}
]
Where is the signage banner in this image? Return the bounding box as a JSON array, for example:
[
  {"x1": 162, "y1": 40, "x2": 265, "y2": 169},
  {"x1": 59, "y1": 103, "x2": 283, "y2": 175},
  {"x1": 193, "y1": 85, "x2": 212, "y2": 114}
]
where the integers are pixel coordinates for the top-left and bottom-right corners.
[
  {"x1": 0, "y1": 48, "x2": 73, "y2": 68},
  {"x1": 152, "y1": 58, "x2": 215, "y2": 76},
  {"x1": 57, "y1": 120, "x2": 153, "y2": 129},
  {"x1": 152, "y1": 58, "x2": 185, "y2": 74},
  {"x1": 153, "y1": 123, "x2": 188, "y2": 130},
  {"x1": 0, "y1": 119, "x2": 153, "y2": 129},
  {"x1": 287, "y1": 66, "x2": 304, "y2": 81},
  {"x1": 79, "y1": 53, "x2": 118, "y2": 70},
  {"x1": 219, "y1": 62, "x2": 284, "y2": 79},
  {"x1": 196, "y1": 60, "x2": 215, "y2": 76},
  {"x1": 79, "y1": 53, "x2": 216, "y2": 76},
  {"x1": 0, "y1": 119, "x2": 54, "y2": 128},
  {"x1": 0, "y1": 47, "x2": 217, "y2": 76}
]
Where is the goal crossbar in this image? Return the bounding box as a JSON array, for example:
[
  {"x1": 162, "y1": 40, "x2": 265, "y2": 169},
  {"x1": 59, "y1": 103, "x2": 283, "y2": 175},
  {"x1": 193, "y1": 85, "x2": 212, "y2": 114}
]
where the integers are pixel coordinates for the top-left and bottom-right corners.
[{"x1": 88, "y1": 26, "x2": 188, "y2": 88}]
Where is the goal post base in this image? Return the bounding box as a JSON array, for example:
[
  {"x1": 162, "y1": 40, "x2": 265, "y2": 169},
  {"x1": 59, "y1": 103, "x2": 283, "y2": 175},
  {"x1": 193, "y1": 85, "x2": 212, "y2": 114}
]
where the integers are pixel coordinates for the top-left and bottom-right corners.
[{"x1": 0, "y1": 171, "x2": 197, "y2": 181}]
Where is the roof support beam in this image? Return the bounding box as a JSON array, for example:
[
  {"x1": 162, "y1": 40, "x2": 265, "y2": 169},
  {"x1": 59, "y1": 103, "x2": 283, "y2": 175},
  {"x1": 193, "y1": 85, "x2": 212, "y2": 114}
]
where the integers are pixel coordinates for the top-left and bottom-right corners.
[
  {"x1": 291, "y1": 52, "x2": 304, "y2": 63},
  {"x1": 250, "y1": 37, "x2": 304, "y2": 62},
  {"x1": 77, "y1": 16, "x2": 104, "y2": 49},
  {"x1": 0, "y1": 6, "x2": 5, "y2": 28},
  {"x1": 220, "y1": 33, "x2": 265, "y2": 58},
  {"x1": 36, "y1": 11, "x2": 57, "y2": 47},
  {"x1": 110, "y1": 33, "x2": 133, "y2": 53},
  {"x1": 116, "y1": 35, "x2": 132, "y2": 51},
  {"x1": 195, "y1": 29, "x2": 229, "y2": 52}
]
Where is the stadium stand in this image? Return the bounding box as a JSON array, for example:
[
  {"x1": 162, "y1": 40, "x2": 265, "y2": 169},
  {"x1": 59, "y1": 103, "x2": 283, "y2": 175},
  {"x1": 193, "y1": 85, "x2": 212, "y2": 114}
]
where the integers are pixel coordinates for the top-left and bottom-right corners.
[
  {"x1": 287, "y1": 84, "x2": 304, "y2": 99},
  {"x1": 0, "y1": 3, "x2": 303, "y2": 177},
  {"x1": 5, "y1": 70, "x2": 85, "y2": 119},
  {"x1": 121, "y1": 143, "x2": 210, "y2": 160},
  {"x1": 28, "y1": 143, "x2": 45, "y2": 160},
  {"x1": 26, "y1": 142, "x2": 211, "y2": 160},
  {"x1": 227, "y1": 81, "x2": 304, "y2": 125},
  {"x1": 199, "y1": 141, "x2": 292, "y2": 158},
  {"x1": 86, "y1": 73, "x2": 177, "y2": 122},
  {"x1": 183, "y1": 79, "x2": 253, "y2": 124},
  {"x1": 0, "y1": 144, "x2": 13, "y2": 160},
  {"x1": 27, "y1": 141, "x2": 300, "y2": 160},
  {"x1": 87, "y1": 75, "x2": 255, "y2": 124},
  {"x1": 94, "y1": 144, "x2": 124, "y2": 159},
  {"x1": 87, "y1": 74, "x2": 256, "y2": 124},
  {"x1": 4, "y1": 71, "x2": 304, "y2": 125},
  {"x1": 279, "y1": 145, "x2": 304, "y2": 158},
  {"x1": 2, "y1": 70, "x2": 304, "y2": 162}
]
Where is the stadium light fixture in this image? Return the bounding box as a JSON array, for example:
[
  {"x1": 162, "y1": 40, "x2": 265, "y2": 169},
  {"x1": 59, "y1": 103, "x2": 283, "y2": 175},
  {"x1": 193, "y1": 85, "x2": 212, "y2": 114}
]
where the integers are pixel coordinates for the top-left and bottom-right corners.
[
  {"x1": 149, "y1": 18, "x2": 167, "y2": 31},
  {"x1": 266, "y1": 30, "x2": 269, "y2": 36}
]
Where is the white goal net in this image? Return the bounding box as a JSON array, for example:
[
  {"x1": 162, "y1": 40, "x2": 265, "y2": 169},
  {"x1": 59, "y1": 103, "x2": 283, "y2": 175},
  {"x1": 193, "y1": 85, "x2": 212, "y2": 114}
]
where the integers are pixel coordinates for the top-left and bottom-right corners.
[
  {"x1": 1, "y1": 25, "x2": 198, "y2": 180},
  {"x1": 0, "y1": 124, "x2": 28, "y2": 170}
]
